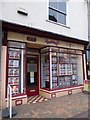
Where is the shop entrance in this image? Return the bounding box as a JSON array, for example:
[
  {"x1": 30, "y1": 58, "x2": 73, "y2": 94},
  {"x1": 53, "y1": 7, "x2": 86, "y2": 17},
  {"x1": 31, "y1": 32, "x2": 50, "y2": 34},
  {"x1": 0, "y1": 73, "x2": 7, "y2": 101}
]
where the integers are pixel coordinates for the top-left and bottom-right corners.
[{"x1": 26, "y1": 55, "x2": 39, "y2": 97}]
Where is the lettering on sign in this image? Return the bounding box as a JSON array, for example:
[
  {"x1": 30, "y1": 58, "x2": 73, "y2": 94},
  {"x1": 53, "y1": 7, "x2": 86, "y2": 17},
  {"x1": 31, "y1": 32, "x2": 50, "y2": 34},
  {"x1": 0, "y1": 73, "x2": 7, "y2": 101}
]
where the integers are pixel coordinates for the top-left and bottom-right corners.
[
  {"x1": 44, "y1": 39, "x2": 59, "y2": 45},
  {"x1": 27, "y1": 36, "x2": 36, "y2": 42}
]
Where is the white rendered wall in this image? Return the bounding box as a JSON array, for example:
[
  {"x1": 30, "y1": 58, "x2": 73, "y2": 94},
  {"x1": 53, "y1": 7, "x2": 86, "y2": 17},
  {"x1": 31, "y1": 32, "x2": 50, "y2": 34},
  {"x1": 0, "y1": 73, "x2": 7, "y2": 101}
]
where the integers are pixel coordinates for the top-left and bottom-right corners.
[
  {"x1": 0, "y1": 2, "x2": 2, "y2": 19},
  {"x1": 1, "y1": 0, "x2": 88, "y2": 41}
]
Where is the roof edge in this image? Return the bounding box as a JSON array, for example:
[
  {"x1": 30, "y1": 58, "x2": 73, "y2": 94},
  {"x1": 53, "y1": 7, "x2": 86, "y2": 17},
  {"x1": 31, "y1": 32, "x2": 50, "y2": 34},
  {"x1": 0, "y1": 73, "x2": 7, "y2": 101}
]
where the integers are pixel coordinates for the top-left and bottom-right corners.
[{"x1": 2, "y1": 20, "x2": 89, "y2": 46}]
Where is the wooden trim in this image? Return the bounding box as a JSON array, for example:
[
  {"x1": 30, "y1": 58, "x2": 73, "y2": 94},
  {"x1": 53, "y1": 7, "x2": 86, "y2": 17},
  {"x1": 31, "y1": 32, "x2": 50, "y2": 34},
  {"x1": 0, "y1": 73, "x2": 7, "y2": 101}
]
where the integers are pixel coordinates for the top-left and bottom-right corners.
[
  {"x1": 40, "y1": 46, "x2": 83, "y2": 55},
  {"x1": 2, "y1": 20, "x2": 89, "y2": 46},
  {"x1": 5, "y1": 94, "x2": 27, "y2": 101},
  {"x1": 49, "y1": 6, "x2": 66, "y2": 16},
  {"x1": 5, "y1": 45, "x2": 8, "y2": 98},
  {"x1": 49, "y1": 48, "x2": 51, "y2": 89},
  {"x1": 82, "y1": 52, "x2": 85, "y2": 82},
  {"x1": 12, "y1": 93, "x2": 27, "y2": 97},
  {"x1": 6, "y1": 41, "x2": 26, "y2": 97},
  {"x1": 26, "y1": 53, "x2": 39, "y2": 96},
  {"x1": 40, "y1": 85, "x2": 84, "y2": 94},
  {"x1": 25, "y1": 44, "x2": 27, "y2": 95},
  {"x1": 85, "y1": 80, "x2": 90, "y2": 84},
  {"x1": 2, "y1": 31, "x2": 8, "y2": 46},
  {"x1": 85, "y1": 50, "x2": 88, "y2": 79}
]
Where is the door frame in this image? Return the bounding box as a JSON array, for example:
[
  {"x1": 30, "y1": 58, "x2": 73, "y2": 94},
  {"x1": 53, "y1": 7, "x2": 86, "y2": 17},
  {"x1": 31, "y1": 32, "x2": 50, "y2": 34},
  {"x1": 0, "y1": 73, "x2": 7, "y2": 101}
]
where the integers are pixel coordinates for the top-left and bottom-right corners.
[{"x1": 26, "y1": 54, "x2": 39, "y2": 96}]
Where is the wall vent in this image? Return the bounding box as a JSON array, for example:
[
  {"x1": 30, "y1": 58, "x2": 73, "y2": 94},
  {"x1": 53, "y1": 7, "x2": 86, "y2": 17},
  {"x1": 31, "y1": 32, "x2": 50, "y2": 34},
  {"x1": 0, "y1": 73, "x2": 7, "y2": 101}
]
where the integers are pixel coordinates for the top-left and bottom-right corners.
[{"x1": 17, "y1": 7, "x2": 28, "y2": 16}]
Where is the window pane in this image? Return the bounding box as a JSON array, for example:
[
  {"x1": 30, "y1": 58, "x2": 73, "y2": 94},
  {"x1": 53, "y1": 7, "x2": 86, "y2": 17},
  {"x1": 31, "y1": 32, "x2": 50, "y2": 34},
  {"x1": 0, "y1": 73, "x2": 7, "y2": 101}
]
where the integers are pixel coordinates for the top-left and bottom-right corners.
[
  {"x1": 58, "y1": 2, "x2": 66, "y2": 13},
  {"x1": 87, "y1": 51, "x2": 90, "y2": 79},
  {"x1": 58, "y1": 12, "x2": 66, "y2": 25},
  {"x1": 8, "y1": 41, "x2": 26, "y2": 48},
  {"x1": 49, "y1": 8, "x2": 57, "y2": 22},
  {"x1": 49, "y1": 2, "x2": 57, "y2": 9},
  {"x1": 8, "y1": 43, "x2": 26, "y2": 95},
  {"x1": 41, "y1": 53, "x2": 50, "y2": 89}
]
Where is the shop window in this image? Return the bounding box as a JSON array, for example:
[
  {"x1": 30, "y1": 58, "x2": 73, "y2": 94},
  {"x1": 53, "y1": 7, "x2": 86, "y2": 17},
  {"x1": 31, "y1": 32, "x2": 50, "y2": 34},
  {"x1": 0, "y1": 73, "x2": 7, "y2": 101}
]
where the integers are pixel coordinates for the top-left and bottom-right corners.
[
  {"x1": 41, "y1": 47, "x2": 83, "y2": 90},
  {"x1": 41, "y1": 49, "x2": 50, "y2": 89},
  {"x1": 49, "y1": 0, "x2": 66, "y2": 25},
  {"x1": 7, "y1": 41, "x2": 26, "y2": 96},
  {"x1": 87, "y1": 50, "x2": 90, "y2": 80}
]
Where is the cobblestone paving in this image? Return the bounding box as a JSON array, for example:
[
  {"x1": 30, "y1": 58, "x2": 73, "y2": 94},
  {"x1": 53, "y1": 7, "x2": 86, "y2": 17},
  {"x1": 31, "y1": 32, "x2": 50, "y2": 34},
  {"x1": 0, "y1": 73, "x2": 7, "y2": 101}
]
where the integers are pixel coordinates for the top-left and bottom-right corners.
[{"x1": 14, "y1": 93, "x2": 89, "y2": 118}]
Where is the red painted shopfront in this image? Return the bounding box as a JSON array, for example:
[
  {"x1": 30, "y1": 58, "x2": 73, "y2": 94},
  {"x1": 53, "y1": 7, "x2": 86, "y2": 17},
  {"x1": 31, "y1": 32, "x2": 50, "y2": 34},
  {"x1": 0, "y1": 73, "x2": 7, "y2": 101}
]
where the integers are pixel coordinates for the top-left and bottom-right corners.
[{"x1": 1, "y1": 21, "x2": 89, "y2": 108}]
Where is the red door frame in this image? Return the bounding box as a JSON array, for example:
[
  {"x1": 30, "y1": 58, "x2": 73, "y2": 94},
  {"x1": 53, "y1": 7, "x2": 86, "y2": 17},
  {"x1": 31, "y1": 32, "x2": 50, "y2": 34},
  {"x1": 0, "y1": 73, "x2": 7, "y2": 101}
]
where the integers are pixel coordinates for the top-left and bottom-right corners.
[{"x1": 26, "y1": 54, "x2": 39, "y2": 97}]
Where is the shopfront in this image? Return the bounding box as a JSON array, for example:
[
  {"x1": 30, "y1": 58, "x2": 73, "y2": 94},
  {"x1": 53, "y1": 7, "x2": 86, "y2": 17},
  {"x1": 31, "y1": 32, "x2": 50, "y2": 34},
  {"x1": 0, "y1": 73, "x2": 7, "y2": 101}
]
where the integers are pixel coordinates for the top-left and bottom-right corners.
[
  {"x1": 84, "y1": 49, "x2": 90, "y2": 93},
  {"x1": 1, "y1": 21, "x2": 88, "y2": 108},
  {"x1": 40, "y1": 46, "x2": 85, "y2": 98}
]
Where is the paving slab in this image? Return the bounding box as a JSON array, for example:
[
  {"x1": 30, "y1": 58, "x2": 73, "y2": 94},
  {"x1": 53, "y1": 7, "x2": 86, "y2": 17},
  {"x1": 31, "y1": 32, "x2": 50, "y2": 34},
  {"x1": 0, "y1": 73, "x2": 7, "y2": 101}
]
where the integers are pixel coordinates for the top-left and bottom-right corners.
[{"x1": 13, "y1": 93, "x2": 89, "y2": 118}]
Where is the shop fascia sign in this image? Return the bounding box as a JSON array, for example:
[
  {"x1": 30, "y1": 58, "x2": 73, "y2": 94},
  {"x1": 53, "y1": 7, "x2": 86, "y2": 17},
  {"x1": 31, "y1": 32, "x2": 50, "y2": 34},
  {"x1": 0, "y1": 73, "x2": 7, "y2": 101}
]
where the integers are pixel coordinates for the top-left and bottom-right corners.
[
  {"x1": 27, "y1": 36, "x2": 36, "y2": 42},
  {"x1": 44, "y1": 39, "x2": 59, "y2": 45}
]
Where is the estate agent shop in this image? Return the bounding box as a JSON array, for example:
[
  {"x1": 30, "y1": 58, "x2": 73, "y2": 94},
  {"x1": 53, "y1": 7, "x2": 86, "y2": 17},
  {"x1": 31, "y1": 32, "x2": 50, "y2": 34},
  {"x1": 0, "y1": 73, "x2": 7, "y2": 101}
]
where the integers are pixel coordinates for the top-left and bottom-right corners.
[{"x1": 1, "y1": 21, "x2": 88, "y2": 108}]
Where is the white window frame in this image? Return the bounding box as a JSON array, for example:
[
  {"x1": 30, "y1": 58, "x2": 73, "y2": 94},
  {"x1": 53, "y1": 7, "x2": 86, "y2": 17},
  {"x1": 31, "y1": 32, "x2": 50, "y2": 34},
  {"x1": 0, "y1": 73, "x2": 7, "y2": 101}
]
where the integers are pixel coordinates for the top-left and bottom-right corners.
[
  {"x1": 49, "y1": 0, "x2": 67, "y2": 24},
  {"x1": 47, "y1": 0, "x2": 70, "y2": 28}
]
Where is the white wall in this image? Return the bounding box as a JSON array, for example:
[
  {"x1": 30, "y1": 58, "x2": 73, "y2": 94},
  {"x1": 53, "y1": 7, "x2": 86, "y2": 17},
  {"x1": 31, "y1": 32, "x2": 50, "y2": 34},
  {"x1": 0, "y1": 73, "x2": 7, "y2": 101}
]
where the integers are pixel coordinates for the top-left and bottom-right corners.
[
  {"x1": 1, "y1": 0, "x2": 88, "y2": 41},
  {"x1": 88, "y1": 3, "x2": 90, "y2": 41},
  {"x1": 0, "y1": 2, "x2": 2, "y2": 19}
]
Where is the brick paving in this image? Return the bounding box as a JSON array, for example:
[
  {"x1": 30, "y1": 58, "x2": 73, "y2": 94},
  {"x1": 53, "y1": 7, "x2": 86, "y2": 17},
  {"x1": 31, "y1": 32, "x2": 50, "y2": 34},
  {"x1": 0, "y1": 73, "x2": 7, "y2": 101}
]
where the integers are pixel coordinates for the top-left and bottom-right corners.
[{"x1": 14, "y1": 92, "x2": 89, "y2": 118}]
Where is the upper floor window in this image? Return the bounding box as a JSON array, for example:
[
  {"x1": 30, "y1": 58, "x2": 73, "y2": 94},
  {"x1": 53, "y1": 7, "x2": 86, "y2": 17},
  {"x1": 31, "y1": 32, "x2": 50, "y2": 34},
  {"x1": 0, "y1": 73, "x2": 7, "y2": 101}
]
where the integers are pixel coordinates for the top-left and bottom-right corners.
[{"x1": 49, "y1": 0, "x2": 66, "y2": 25}]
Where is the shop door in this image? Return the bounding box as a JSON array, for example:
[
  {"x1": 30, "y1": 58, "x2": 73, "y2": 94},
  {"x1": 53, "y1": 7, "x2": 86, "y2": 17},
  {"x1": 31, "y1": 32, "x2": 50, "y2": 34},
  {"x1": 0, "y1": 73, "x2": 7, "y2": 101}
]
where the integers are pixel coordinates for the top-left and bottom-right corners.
[{"x1": 26, "y1": 55, "x2": 39, "y2": 96}]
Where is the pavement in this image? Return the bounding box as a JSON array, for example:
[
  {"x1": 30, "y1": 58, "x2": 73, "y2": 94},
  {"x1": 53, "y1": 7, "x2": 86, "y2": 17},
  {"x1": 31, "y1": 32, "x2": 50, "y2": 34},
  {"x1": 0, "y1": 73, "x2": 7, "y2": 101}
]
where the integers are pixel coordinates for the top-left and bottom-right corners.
[
  {"x1": 13, "y1": 92, "x2": 89, "y2": 118},
  {"x1": 71, "y1": 110, "x2": 88, "y2": 118}
]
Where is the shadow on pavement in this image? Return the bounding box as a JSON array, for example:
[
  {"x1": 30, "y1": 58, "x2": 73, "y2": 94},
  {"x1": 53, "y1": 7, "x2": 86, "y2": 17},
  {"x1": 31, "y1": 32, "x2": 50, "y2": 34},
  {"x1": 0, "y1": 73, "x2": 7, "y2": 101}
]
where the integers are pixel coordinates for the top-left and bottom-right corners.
[{"x1": 71, "y1": 111, "x2": 88, "y2": 118}]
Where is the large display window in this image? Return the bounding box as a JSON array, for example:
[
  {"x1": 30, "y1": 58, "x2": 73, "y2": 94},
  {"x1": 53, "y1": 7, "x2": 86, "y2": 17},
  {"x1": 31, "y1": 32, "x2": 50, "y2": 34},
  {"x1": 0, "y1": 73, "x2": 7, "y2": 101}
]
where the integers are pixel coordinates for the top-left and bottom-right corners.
[
  {"x1": 41, "y1": 47, "x2": 83, "y2": 90},
  {"x1": 87, "y1": 50, "x2": 90, "y2": 79},
  {"x1": 7, "y1": 41, "x2": 26, "y2": 96}
]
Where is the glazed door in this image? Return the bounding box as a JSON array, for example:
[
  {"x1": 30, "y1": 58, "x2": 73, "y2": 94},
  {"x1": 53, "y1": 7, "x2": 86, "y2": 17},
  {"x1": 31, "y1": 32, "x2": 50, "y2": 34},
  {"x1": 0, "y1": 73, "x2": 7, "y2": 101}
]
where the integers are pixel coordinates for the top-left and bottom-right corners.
[{"x1": 26, "y1": 55, "x2": 39, "y2": 96}]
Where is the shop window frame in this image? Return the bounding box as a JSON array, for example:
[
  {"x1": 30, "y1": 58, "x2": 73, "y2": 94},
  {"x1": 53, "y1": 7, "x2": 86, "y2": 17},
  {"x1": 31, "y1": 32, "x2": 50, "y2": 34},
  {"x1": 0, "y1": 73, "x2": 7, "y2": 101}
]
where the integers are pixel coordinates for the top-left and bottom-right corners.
[
  {"x1": 6, "y1": 41, "x2": 27, "y2": 97},
  {"x1": 86, "y1": 49, "x2": 90, "y2": 80},
  {"x1": 40, "y1": 46, "x2": 84, "y2": 91},
  {"x1": 40, "y1": 47, "x2": 50, "y2": 90}
]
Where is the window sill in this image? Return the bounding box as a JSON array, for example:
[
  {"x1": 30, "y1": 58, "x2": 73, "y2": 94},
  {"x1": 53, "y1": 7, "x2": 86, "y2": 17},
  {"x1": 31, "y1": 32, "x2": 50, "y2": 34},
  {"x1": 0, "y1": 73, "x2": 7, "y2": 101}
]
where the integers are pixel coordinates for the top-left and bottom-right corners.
[{"x1": 46, "y1": 19, "x2": 70, "y2": 29}]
